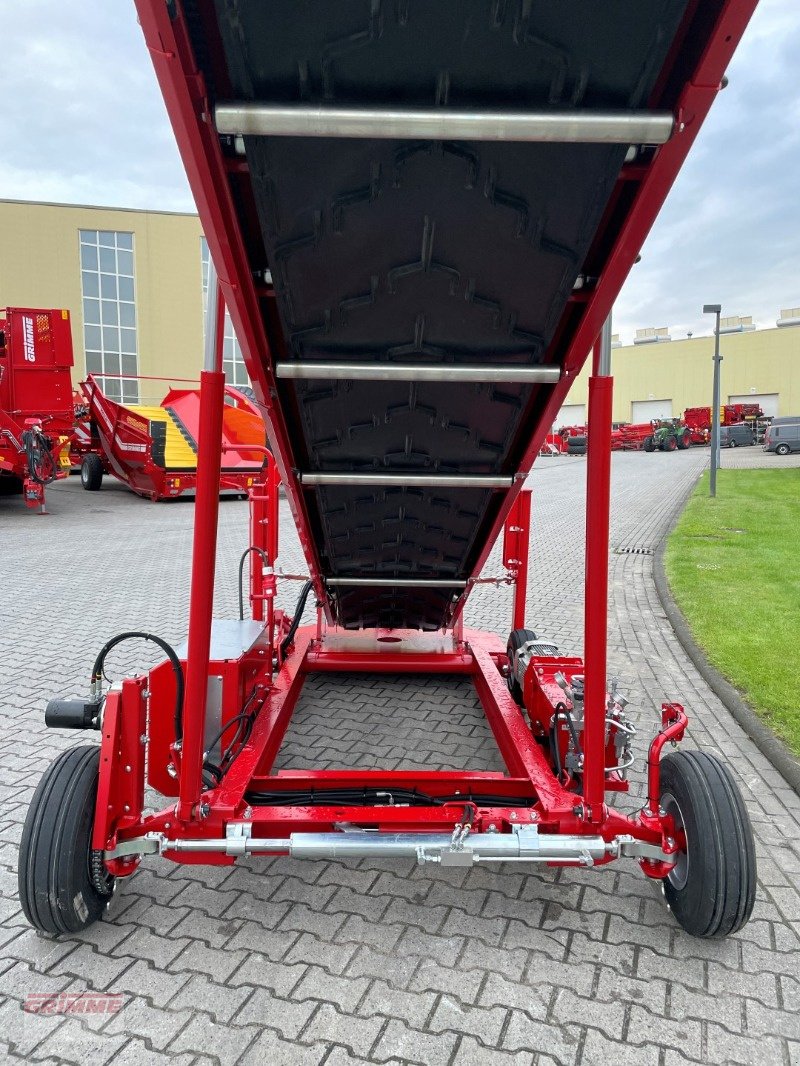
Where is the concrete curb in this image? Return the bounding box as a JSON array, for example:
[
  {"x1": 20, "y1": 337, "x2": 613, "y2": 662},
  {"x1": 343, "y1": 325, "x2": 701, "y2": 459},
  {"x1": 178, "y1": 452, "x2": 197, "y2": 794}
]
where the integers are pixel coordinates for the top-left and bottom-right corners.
[{"x1": 654, "y1": 517, "x2": 800, "y2": 797}]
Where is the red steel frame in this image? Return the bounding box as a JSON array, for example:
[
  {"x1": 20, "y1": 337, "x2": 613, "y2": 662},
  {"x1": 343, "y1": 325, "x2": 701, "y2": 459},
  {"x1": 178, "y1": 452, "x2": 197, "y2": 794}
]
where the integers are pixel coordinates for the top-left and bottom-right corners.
[{"x1": 92, "y1": 1, "x2": 754, "y2": 879}]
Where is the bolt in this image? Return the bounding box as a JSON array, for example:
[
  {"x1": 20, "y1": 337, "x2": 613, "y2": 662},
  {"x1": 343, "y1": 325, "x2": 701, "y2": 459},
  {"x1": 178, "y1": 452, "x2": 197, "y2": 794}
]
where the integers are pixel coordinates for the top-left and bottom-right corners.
[
  {"x1": 666, "y1": 837, "x2": 675, "y2": 848},
  {"x1": 572, "y1": 804, "x2": 584, "y2": 819},
  {"x1": 199, "y1": 802, "x2": 210, "y2": 819},
  {"x1": 124, "y1": 765, "x2": 131, "y2": 773},
  {"x1": 510, "y1": 811, "x2": 517, "y2": 820},
  {"x1": 243, "y1": 806, "x2": 253, "y2": 819}
]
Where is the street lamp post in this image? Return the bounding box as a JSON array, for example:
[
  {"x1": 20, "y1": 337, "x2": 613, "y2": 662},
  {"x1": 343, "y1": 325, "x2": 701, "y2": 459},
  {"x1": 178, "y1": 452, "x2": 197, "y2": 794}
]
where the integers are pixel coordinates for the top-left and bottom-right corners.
[{"x1": 703, "y1": 304, "x2": 723, "y2": 497}]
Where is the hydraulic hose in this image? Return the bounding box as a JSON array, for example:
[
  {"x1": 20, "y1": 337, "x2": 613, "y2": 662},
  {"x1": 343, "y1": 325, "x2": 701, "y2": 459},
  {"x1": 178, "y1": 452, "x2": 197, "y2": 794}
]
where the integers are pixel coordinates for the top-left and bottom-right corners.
[
  {"x1": 280, "y1": 579, "x2": 313, "y2": 658},
  {"x1": 21, "y1": 428, "x2": 57, "y2": 485},
  {"x1": 91, "y1": 631, "x2": 185, "y2": 740},
  {"x1": 237, "y1": 547, "x2": 270, "y2": 620}
]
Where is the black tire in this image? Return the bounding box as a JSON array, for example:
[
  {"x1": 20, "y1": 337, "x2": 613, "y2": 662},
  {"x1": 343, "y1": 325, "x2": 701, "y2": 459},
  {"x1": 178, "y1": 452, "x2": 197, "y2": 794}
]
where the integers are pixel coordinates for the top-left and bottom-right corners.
[
  {"x1": 660, "y1": 750, "x2": 756, "y2": 938},
  {"x1": 775, "y1": 443, "x2": 790, "y2": 456},
  {"x1": 0, "y1": 475, "x2": 24, "y2": 496},
  {"x1": 80, "y1": 454, "x2": 104, "y2": 491},
  {"x1": 506, "y1": 628, "x2": 539, "y2": 706},
  {"x1": 643, "y1": 437, "x2": 654, "y2": 452},
  {"x1": 661, "y1": 435, "x2": 677, "y2": 452},
  {"x1": 728, "y1": 439, "x2": 737, "y2": 449},
  {"x1": 18, "y1": 745, "x2": 114, "y2": 936},
  {"x1": 677, "y1": 430, "x2": 691, "y2": 450}
]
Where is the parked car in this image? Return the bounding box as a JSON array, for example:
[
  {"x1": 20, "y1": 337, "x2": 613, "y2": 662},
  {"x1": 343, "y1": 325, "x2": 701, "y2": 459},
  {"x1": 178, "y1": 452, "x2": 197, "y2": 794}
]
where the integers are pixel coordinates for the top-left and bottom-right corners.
[
  {"x1": 764, "y1": 418, "x2": 800, "y2": 456},
  {"x1": 718, "y1": 423, "x2": 754, "y2": 448}
]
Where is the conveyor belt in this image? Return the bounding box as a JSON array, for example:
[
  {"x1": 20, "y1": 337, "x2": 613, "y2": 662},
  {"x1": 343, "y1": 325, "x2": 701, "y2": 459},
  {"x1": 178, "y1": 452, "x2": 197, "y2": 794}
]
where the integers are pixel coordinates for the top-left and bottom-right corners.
[
  {"x1": 129, "y1": 405, "x2": 198, "y2": 470},
  {"x1": 158, "y1": 0, "x2": 733, "y2": 630}
]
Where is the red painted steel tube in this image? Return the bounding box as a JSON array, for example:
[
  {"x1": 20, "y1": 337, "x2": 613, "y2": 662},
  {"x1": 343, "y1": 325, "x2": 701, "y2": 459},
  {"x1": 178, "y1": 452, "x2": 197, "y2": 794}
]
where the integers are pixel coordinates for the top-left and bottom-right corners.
[
  {"x1": 512, "y1": 490, "x2": 531, "y2": 631},
  {"x1": 177, "y1": 368, "x2": 226, "y2": 820},
  {"x1": 647, "y1": 703, "x2": 688, "y2": 814},
  {"x1": 582, "y1": 374, "x2": 614, "y2": 820}
]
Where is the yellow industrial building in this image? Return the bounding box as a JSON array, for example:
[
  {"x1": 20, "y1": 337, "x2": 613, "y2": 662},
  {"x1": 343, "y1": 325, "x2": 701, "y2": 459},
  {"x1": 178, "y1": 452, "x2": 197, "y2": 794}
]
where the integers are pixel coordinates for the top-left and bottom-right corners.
[{"x1": 1, "y1": 198, "x2": 797, "y2": 421}]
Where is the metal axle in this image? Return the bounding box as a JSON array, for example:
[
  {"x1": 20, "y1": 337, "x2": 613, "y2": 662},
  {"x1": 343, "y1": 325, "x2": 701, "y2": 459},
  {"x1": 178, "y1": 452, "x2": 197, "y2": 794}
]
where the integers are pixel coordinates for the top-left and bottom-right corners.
[
  {"x1": 217, "y1": 104, "x2": 675, "y2": 145},
  {"x1": 325, "y1": 577, "x2": 466, "y2": 588},
  {"x1": 299, "y1": 472, "x2": 515, "y2": 489},
  {"x1": 275, "y1": 362, "x2": 561, "y2": 383}
]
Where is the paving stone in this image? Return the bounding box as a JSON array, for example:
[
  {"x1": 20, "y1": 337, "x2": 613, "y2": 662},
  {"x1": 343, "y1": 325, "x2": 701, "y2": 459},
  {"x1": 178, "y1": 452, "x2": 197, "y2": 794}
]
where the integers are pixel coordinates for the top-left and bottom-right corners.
[
  {"x1": 107, "y1": 1037, "x2": 196, "y2": 1066},
  {"x1": 293, "y1": 966, "x2": 371, "y2": 1014},
  {"x1": 373, "y1": 1018, "x2": 458, "y2": 1066},
  {"x1": 227, "y1": 954, "x2": 307, "y2": 997},
  {"x1": 238, "y1": 1028, "x2": 328, "y2": 1065},
  {"x1": 502, "y1": 1009, "x2": 582, "y2": 1063},
  {"x1": 27, "y1": 1017, "x2": 129, "y2": 1065},
  {"x1": 453, "y1": 1035, "x2": 535, "y2": 1065},
  {"x1": 0, "y1": 997, "x2": 66, "y2": 1058},
  {"x1": 167, "y1": 972, "x2": 253, "y2": 1024},
  {"x1": 302, "y1": 1003, "x2": 385, "y2": 1058},
  {"x1": 104, "y1": 996, "x2": 193, "y2": 1051},
  {"x1": 168, "y1": 1013, "x2": 259, "y2": 1065}
]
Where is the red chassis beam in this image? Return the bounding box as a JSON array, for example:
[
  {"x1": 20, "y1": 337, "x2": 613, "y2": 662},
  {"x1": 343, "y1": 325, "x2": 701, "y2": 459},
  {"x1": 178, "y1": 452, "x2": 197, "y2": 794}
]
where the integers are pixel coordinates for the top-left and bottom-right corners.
[{"x1": 97, "y1": 623, "x2": 680, "y2": 879}]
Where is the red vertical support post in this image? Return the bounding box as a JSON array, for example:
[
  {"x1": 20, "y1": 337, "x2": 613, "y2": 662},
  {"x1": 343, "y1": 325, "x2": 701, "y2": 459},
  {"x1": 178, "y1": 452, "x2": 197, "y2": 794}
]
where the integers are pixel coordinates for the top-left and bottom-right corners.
[
  {"x1": 583, "y1": 318, "x2": 614, "y2": 822},
  {"x1": 503, "y1": 489, "x2": 532, "y2": 632},
  {"x1": 177, "y1": 271, "x2": 226, "y2": 821}
]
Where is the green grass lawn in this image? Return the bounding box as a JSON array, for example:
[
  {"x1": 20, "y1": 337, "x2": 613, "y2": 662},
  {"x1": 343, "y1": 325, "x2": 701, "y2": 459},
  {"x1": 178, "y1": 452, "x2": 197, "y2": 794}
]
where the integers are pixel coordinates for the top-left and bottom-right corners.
[{"x1": 666, "y1": 468, "x2": 800, "y2": 755}]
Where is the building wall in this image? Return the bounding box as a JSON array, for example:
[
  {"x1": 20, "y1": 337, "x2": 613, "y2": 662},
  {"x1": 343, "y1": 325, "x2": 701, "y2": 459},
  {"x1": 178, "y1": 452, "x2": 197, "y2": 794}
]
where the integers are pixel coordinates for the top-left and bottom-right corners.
[
  {"x1": 561, "y1": 325, "x2": 800, "y2": 423},
  {"x1": 0, "y1": 199, "x2": 204, "y2": 386}
]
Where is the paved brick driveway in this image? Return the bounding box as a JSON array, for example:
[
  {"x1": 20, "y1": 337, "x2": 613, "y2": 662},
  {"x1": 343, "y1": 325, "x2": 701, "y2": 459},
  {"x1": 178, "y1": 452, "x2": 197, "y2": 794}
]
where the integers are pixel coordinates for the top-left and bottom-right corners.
[{"x1": 1, "y1": 447, "x2": 798, "y2": 1065}]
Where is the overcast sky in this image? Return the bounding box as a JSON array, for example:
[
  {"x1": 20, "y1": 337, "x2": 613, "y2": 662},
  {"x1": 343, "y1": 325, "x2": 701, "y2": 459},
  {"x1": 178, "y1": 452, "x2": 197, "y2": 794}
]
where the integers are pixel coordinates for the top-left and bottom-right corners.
[{"x1": 1, "y1": 1, "x2": 797, "y2": 344}]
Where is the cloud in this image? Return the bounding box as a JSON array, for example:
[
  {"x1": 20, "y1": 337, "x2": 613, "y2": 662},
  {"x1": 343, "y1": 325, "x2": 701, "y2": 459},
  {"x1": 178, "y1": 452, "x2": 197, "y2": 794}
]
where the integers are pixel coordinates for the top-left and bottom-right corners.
[
  {"x1": 615, "y1": 0, "x2": 800, "y2": 341},
  {"x1": 0, "y1": 2, "x2": 192, "y2": 211}
]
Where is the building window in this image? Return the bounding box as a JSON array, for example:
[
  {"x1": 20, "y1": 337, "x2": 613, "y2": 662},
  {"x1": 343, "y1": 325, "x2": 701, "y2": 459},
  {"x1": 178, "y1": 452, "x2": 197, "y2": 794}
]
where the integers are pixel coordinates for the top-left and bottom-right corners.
[
  {"x1": 79, "y1": 230, "x2": 139, "y2": 403},
  {"x1": 200, "y1": 238, "x2": 249, "y2": 388}
]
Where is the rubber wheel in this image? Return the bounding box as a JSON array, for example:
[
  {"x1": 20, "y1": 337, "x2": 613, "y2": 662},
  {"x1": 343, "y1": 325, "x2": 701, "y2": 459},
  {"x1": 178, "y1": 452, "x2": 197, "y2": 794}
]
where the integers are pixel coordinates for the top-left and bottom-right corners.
[
  {"x1": 662, "y1": 435, "x2": 678, "y2": 452},
  {"x1": 0, "y1": 475, "x2": 24, "y2": 496},
  {"x1": 80, "y1": 454, "x2": 104, "y2": 491},
  {"x1": 729, "y1": 439, "x2": 737, "y2": 449},
  {"x1": 506, "y1": 628, "x2": 538, "y2": 706},
  {"x1": 677, "y1": 431, "x2": 691, "y2": 450},
  {"x1": 776, "y1": 443, "x2": 790, "y2": 456},
  {"x1": 643, "y1": 437, "x2": 654, "y2": 452},
  {"x1": 18, "y1": 745, "x2": 114, "y2": 936},
  {"x1": 660, "y1": 750, "x2": 756, "y2": 938}
]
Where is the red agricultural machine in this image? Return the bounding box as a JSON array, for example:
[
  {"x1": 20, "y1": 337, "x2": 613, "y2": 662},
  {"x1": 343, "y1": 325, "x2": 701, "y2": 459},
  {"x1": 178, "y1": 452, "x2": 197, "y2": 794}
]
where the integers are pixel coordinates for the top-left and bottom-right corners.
[
  {"x1": 77, "y1": 374, "x2": 268, "y2": 500},
  {"x1": 0, "y1": 308, "x2": 76, "y2": 511},
  {"x1": 19, "y1": 0, "x2": 758, "y2": 941},
  {"x1": 684, "y1": 403, "x2": 763, "y2": 444}
]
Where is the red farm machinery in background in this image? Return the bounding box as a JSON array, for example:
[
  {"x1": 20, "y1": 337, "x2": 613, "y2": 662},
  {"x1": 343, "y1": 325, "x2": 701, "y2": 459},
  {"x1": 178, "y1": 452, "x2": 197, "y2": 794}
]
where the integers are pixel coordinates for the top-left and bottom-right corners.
[
  {"x1": 0, "y1": 308, "x2": 77, "y2": 511},
  {"x1": 684, "y1": 402, "x2": 763, "y2": 444},
  {"x1": 77, "y1": 374, "x2": 269, "y2": 500},
  {"x1": 18, "y1": 0, "x2": 758, "y2": 943}
]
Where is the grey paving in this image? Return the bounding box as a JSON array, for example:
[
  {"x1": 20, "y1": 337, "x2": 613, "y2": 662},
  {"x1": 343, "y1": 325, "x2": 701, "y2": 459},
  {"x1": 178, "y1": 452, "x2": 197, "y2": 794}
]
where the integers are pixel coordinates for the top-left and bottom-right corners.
[{"x1": 1, "y1": 447, "x2": 799, "y2": 1065}]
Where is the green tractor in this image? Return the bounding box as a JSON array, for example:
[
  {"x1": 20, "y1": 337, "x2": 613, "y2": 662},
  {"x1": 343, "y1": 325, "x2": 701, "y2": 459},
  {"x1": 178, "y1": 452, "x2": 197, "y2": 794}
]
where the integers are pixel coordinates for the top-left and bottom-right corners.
[{"x1": 643, "y1": 418, "x2": 692, "y2": 452}]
